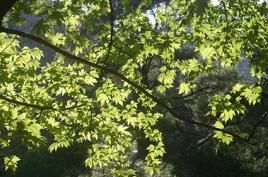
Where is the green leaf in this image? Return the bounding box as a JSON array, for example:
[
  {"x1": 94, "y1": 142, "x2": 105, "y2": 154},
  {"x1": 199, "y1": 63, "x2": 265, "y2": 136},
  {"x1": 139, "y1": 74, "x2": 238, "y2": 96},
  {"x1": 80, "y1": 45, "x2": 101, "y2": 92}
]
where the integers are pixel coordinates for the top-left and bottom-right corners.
[
  {"x1": 214, "y1": 121, "x2": 224, "y2": 129},
  {"x1": 241, "y1": 86, "x2": 262, "y2": 105},
  {"x1": 200, "y1": 46, "x2": 215, "y2": 60},
  {"x1": 48, "y1": 140, "x2": 71, "y2": 152},
  {"x1": 26, "y1": 123, "x2": 43, "y2": 138},
  {"x1": 213, "y1": 132, "x2": 233, "y2": 145},
  {"x1": 220, "y1": 109, "x2": 236, "y2": 122},
  {"x1": 178, "y1": 82, "x2": 196, "y2": 95},
  {"x1": 4, "y1": 156, "x2": 20, "y2": 172}
]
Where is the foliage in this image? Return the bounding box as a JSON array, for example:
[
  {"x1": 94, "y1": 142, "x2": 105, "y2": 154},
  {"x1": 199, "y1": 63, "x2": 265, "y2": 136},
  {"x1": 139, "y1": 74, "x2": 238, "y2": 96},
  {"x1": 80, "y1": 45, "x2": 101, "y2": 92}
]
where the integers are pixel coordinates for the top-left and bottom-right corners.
[{"x1": 0, "y1": 0, "x2": 267, "y2": 176}]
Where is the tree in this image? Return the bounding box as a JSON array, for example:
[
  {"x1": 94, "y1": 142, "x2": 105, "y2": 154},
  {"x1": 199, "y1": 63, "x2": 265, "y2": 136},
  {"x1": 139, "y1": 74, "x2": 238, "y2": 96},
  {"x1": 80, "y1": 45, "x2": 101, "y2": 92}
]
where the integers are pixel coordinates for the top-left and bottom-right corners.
[{"x1": 0, "y1": 0, "x2": 267, "y2": 176}]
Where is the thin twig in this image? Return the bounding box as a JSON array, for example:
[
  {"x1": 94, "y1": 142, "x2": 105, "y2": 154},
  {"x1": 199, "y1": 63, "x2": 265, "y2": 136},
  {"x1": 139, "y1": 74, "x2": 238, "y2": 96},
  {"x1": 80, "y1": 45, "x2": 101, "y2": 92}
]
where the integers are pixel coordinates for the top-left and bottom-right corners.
[
  {"x1": 247, "y1": 112, "x2": 268, "y2": 142},
  {"x1": 196, "y1": 133, "x2": 214, "y2": 147},
  {"x1": 174, "y1": 86, "x2": 217, "y2": 100},
  {"x1": 0, "y1": 94, "x2": 85, "y2": 111},
  {"x1": 102, "y1": 0, "x2": 114, "y2": 64}
]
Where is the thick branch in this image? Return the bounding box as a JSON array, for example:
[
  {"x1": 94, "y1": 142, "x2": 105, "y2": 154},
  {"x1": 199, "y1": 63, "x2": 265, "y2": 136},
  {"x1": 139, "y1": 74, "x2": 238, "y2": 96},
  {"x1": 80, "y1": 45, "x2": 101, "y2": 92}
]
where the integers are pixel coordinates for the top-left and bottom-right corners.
[{"x1": 0, "y1": 26, "x2": 249, "y2": 142}]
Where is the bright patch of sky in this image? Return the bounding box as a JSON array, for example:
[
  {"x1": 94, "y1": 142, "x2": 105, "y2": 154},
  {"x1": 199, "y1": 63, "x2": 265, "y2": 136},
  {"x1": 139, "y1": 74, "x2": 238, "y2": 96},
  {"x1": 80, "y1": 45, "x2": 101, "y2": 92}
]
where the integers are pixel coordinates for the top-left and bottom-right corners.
[
  {"x1": 146, "y1": 3, "x2": 166, "y2": 27},
  {"x1": 147, "y1": 10, "x2": 157, "y2": 27},
  {"x1": 147, "y1": 0, "x2": 267, "y2": 26},
  {"x1": 258, "y1": 0, "x2": 268, "y2": 3},
  {"x1": 211, "y1": 0, "x2": 220, "y2": 6},
  {"x1": 210, "y1": 0, "x2": 267, "y2": 6}
]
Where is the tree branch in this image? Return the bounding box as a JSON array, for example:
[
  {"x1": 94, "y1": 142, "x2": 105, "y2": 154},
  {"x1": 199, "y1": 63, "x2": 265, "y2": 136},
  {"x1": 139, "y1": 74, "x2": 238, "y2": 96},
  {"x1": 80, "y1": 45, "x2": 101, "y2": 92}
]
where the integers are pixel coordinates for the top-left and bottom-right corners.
[
  {"x1": 0, "y1": 94, "x2": 53, "y2": 110},
  {"x1": 0, "y1": 94, "x2": 84, "y2": 111},
  {"x1": 174, "y1": 86, "x2": 217, "y2": 100},
  {"x1": 247, "y1": 112, "x2": 268, "y2": 142},
  {"x1": 0, "y1": 26, "x2": 249, "y2": 142},
  {"x1": 196, "y1": 133, "x2": 214, "y2": 147},
  {"x1": 102, "y1": 0, "x2": 115, "y2": 64}
]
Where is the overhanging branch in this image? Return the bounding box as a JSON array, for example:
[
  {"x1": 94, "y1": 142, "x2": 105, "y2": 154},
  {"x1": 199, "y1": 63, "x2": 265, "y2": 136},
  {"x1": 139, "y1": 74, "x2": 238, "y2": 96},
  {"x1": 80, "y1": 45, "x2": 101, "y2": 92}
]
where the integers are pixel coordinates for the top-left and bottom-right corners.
[{"x1": 0, "y1": 26, "x2": 250, "y2": 142}]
